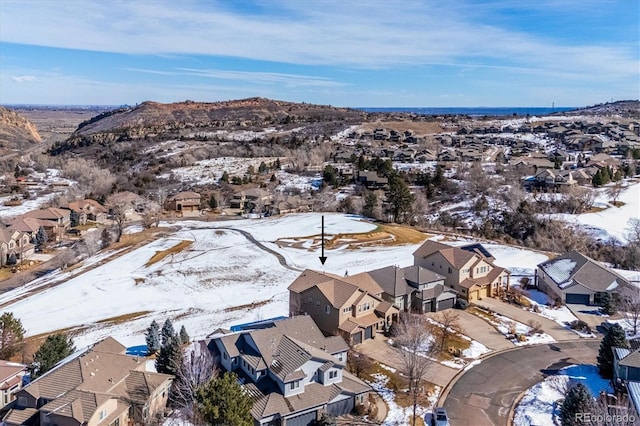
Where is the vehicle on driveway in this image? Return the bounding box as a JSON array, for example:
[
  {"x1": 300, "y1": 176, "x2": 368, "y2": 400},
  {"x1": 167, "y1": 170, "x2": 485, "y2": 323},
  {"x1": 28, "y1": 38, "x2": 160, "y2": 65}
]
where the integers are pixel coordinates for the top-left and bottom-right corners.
[{"x1": 432, "y1": 407, "x2": 450, "y2": 426}]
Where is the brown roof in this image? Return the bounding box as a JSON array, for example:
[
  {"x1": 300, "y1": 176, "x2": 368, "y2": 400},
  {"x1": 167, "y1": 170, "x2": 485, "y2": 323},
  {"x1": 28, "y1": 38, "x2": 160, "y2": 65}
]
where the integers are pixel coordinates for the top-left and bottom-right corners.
[
  {"x1": 2, "y1": 407, "x2": 38, "y2": 426},
  {"x1": 20, "y1": 207, "x2": 69, "y2": 221},
  {"x1": 0, "y1": 360, "x2": 27, "y2": 386},
  {"x1": 341, "y1": 272, "x2": 384, "y2": 295},
  {"x1": 7, "y1": 217, "x2": 43, "y2": 233},
  {"x1": 168, "y1": 191, "x2": 201, "y2": 201},
  {"x1": 620, "y1": 350, "x2": 640, "y2": 369},
  {"x1": 316, "y1": 280, "x2": 359, "y2": 308},
  {"x1": 350, "y1": 312, "x2": 381, "y2": 328},
  {"x1": 66, "y1": 199, "x2": 107, "y2": 214},
  {"x1": 338, "y1": 320, "x2": 361, "y2": 334}
]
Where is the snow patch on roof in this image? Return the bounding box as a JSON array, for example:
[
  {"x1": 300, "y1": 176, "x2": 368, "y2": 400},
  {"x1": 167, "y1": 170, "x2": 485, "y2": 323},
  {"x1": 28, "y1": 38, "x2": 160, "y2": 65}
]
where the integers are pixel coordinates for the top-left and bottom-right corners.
[
  {"x1": 606, "y1": 281, "x2": 619, "y2": 291},
  {"x1": 543, "y1": 258, "x2": 577, "y2": 285}
]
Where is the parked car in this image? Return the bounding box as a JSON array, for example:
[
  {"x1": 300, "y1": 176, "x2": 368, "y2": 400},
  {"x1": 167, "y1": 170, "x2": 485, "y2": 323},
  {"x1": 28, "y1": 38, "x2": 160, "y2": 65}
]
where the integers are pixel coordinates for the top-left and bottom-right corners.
[
  {"x1": 432, "y1": 407, "x2": 450, "y2": 426},
  {"x1": 455, "y1": 299, "x2": 469, "y2": 310}
]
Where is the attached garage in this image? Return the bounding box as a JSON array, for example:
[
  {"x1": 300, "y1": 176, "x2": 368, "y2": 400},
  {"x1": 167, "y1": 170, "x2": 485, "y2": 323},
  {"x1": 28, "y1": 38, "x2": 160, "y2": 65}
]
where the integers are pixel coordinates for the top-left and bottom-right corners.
[
  {"x1": 352, "y1": 331, "x2": 362, "y2": 345},
  {"x1": 436, "y1": 298, "x2": 455, "y2": 311},
  {"x1": 285, "y1": 411, "x2": 316, "y2": 426},
  {"x1": 326, "y1": 396, "x2": 354, "y2": 416},
  {"x1": 364, "y1": 326, "x2": 373, "y2": 340},
  {"x1": 566, "y1": 293, "x2": 590, "y2": 305}
]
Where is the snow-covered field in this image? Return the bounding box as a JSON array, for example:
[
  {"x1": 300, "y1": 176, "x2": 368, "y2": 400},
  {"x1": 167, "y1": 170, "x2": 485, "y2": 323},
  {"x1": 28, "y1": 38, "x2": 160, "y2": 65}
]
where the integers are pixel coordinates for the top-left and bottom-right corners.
[
  {"x1": 368, "y1": 373, "x2": 440, "y2": 425},
  {"x1": 514, "y1": 364, "x2": 613, "y2": 426},
  {"x1": 157, "y1": 156, "x2": 283, "y2": 184},
  {"x1": 547, "y1": 182, "x2": 640, "y2": 244}
]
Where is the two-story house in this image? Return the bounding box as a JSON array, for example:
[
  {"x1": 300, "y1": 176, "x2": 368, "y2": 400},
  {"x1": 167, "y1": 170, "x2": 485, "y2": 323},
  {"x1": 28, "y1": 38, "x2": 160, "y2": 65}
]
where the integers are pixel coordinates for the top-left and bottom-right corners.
[
  {"x1": 64, "y1": 199, "x2": 108, "y2": 225},
  {"x1": 288, "y1": 270, "x2": 399, "y2": 344},
  {"x1": 230, "y1": 188, "x2": 273, "y2": 214},
  {"x1": 17, "y1": 208, "x2": 71, "y2": 241},
  {"x1": 536, "y1": 250, "x2": 633, "y2": 305},
  {"x1": 208, "y1": 316, "x2": 371, "y2": 425},
  {"x1": 0, "y1": 360, "x2": 28, "y2": 410},
  {"x1": 0, "y1": 228, "x2": 34, "y2": 267},
  {"x1": 413, "y1": 241, "x2": 510, "y2": 302},
  {"x1": 2, "y1": 337, "x2": 173, "y2": 426},
  {"x1": 164, "y1": 191, "x2": 201, "y2": 217},
  {"x1": 367, "y1": 265, "x2": 457, "y2": 313}
]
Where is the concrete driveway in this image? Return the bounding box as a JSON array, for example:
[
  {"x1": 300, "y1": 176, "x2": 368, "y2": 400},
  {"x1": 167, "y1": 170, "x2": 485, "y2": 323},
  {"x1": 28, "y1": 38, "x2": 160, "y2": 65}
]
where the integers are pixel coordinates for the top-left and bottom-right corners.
[
  {"x1": 566, "y1": 303, "x2": 613, "y2": 333},
  {"x1": 357, "y1": 335, "x2": 459, "y2": 388},
  {"x1": 426, "y1": 310, "x2": 514, "y2": 351},
  {"x1": 474, "y1": 298, "x2": 579, "y2": 341},
  {"x1": 443, "y1": 340, "x2": 601, "y2": 426}
]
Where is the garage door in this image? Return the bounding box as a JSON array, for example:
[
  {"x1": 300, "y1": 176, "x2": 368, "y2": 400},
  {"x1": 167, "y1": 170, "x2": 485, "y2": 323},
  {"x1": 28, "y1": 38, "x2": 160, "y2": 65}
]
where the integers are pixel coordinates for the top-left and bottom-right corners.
[
  {"x1": 286, "y1": 411, "x2": 316, "y2": 426},
  {"x1": 437, "y1": 298, "x2": 455, "y2": 311},
  {"x1": 327, "y1": 397, "x2": 354, "y2": 416},
  {"x1": 566, "y1": 293, "x2": 590, "y2": 305},
  {"x1": 352, "y1": 332, "x2": 362, "y2": 345},
  {"x1": 365, "y1": 326, "x2": 373, "y2": 340}
]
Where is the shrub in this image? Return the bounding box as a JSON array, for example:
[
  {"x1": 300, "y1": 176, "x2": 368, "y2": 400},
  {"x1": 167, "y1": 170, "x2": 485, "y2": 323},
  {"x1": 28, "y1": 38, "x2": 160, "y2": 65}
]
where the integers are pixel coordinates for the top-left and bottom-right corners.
[
  {"x1": 527, "y1": 320, "x2": 544, "y2": 335},
  {"x1": 568, "y1": 320, "x2": 592, "y2": 334}
]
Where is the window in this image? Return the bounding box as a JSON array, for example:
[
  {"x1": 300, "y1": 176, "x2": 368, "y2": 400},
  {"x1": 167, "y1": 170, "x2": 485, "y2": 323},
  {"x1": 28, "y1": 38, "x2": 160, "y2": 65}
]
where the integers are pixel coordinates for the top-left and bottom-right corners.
[
  {"x1": 316, "y1": 300, "x2": 320, "y2": 306},
  {"x1": 109, "y1": 419, "x2": 120, "y2": 426},
  {"x1": 223, "y1": 352, "x2": 228, "y2": 360},
  {"x1": 329, "y1": 370, "x2": 337, "y2": 379},
  {"x1": 290, "y1": 380, "x2": 300, "y2": 390},
  {"x1": 307, "y1": 297, "x2": 313, "y2": 303},
  {"x1": 143, "y1": 406, "x2": 149, "y2": 419},
  {"x1": 99, "y1": 408, "x2": 107, "y2": 420},
  {"x1": 342, "y1": 306, "x2": 351, "y2": 313},
  {"x1": 325, "y1": 304, "x2": 331, "y2": 314},
  {"x1": 448, "y1": 267, "x2": 452, "y2": 274}
]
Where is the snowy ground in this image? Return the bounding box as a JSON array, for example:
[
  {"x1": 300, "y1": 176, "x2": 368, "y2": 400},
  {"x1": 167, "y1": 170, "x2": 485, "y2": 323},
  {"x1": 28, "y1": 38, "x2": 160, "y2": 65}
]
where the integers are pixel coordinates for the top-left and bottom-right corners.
[
  {"x1": 367, "y1": 373, "x2": 440, "y2": 426},
  {"x1": 522, "y1": 289, "x2": 596, "y2": 338},
  {"x1": 473, "y1": 307, "x2": 556, "y2": 346},
  {"x1": 424, "y1": 317, "x2": 491, "y2": 369},
  {"x1": 514, "y1": 364, "x2": 613, "y2": 426},
  {"x1": 156, "y1": 156, "x2": 283, "y2": 184},
  {"x1": 546, "y1": 181, "x2": 640, "y2": 244},
  {"x1": 2, "y1": 213, "x2": 570, "y2": 353}
]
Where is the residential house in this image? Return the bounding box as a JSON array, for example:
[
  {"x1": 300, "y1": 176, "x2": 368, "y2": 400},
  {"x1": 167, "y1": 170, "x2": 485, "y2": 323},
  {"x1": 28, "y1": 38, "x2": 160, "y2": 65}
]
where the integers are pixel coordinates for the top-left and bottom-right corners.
[
  {"x1": 533, "y1": 169, "x2": 577, "y2": 190},
  {"x1": 288, "y1": 269, "x2": 399, "y2": 344},
  {"x1": 1, "y1": 337, "x2": 173, "y2": 426},
  {"x1": 0, "y1": 361, "x2": 28, "y2": 409},
  {"x1": 0, "y1": 228, "x2": 34, "y2": 266},
  {"x1": 17, "y1": 208, "x2": 70, "y2": 241},
  {"x1": 356, "y1": 171, "x2": 388, "y2": 189},
  {"x1": 367, "y1": 265, "x2": 456, "y2": 313},
  {"x1": 208, "y1": 316, "x2": 371, "y2": 425},
  {"x1": 535, "y1": 250, "x2": 633, "y2": 305},
  {"x1": 272, "y1": 195, "x2": 312, "y2": 215},
  {"x1": 413, "y1": 241, "x2": 510, "y2": 302},
  {"x1": 230, "y1": 188, "x2": 273, "y2": 214},
  {"x1": 64, "y1": 199, "x2": 108, "y2": 225},
  {"x1": 164, "y1": 191, "x2": 201, "y2": 217}
]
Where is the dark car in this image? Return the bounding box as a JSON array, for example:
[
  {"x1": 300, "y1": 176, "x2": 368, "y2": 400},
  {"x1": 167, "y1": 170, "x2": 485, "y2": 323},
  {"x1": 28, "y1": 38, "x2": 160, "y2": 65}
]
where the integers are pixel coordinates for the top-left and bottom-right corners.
[{"x1": 432, "y1": 407, "x2": 450, "y2": 426}]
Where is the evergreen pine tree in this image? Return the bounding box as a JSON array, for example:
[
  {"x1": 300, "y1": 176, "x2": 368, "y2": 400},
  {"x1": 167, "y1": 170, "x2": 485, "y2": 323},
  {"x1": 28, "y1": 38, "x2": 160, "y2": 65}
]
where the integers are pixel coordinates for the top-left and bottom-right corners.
[
  {"x1": 0, "y1": 312, "x2": 25, "y2": 359},
  {"x1": 597, "y1": 323, "x2": 628, "y2": 378},
  {"x1": 274, "y1": 158, "x2": 281, "y2": 170},
  {"x1": 220, "y1": 171, "x2": 229, "y2": 183},
  {"x1": 161, "y1": 319, "x2": 175, "y2": 346},
  {"x1": 591, "y1": 170, "x2": 602, "y2": 187},
  {"x1": 70, "y1": 210, "x2": 80, "y2": 227},
  {"x1": 155, "y1": 335, "x2": 182, "y2": 376},
  {"x1": 100, "y1": 228, "x2": 111, "y2": 249},
  {"x1": 195, "y1": 372, "x2": 253, "y2": 426},
  {"x1": 32, "y1": 333, "x2": 75, "y2": 377},
  {"x1": 145, "y1": 320, "x2": 161, "y2": 355},
  {"x1": 179, "y1": 325, "x2": 190, "y2": 344},
  {"x1": 208, "y1": 195, "x2": 217, "y2": 209},
  {"x1": 559, "y1": 382, "x2": 593, "y2": 426},
  {"x1": 600, "y1": 293, "x2": 616, "y2": 316},
  {"x1": 6, "y1": 253, "x2": 17, "y2": 266},
  {"x1": 35, "y1": 227, "x2": 47, "y2": 252},
  {"x1": 362, "y1": 192, "x2": 377, "y2": 218}
]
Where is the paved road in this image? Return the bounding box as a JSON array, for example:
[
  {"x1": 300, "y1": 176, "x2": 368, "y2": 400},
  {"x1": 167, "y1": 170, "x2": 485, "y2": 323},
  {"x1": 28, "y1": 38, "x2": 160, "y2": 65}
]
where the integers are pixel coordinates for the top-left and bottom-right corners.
[{"x1": 443, "y1": 340, "x2": 601, "y2": 426}]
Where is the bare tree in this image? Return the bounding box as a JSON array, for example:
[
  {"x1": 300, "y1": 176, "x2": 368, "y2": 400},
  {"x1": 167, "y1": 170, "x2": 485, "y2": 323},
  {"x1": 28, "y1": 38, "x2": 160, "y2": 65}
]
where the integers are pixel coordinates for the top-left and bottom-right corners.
[
  {"x1": 432, "y1": 310, "x2": 462, "y2": 351},
  {"x1": 622, "y1": 288, "x2": 640, "y2": 335},
  {"x1": 109, "y1": 204, "x2": 127, "y2": 243},
  {"x1": 592, "y1": 391, "x2": 636, "y2": 426},
  {"x1": 392, "y1": 314, "x2": 436, "y2": 426},
  {"x1": 564, "y1": 185, "x2": 596, "y2": 214},
  {"x1": 606, "y1": 181, "x2": 625, "y2": 205},
  {"x1": 171, "y1": 341, "x2": 218, "y2": 421}
]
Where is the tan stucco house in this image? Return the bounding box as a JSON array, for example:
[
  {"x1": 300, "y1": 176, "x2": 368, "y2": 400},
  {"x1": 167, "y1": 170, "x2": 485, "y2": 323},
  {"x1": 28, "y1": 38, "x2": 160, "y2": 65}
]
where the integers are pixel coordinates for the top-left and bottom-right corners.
[
  {"x1": 288, "y1": 269, "x2": 399, "y2": 344},
  {"x1": 413, "y1": 241, "x2": 510, "y2": 302},
  {"x1": 164, "y1": 191, "x2": 201, "y2": 217}
]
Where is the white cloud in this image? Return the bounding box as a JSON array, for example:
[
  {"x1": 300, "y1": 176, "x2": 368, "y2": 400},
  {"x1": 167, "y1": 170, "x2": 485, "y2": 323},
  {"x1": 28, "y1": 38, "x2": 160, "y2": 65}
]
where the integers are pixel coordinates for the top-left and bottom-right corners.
[
  {"x1": 10, "y1": 75, "x2": 36, "y2": 83},
  {"x1": 126, "y1": 67, "x2": 348, "y2": 87},
  {"x1": 0, "y1": 1, "x2": 637, "y2": 82}
]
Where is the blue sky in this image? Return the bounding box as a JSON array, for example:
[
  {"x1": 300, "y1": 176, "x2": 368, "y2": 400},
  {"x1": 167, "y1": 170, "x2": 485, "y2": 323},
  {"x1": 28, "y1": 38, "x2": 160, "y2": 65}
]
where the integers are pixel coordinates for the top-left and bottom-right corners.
[{"x1": 0, "y1": 0, "x2": 638, "y2": 107}]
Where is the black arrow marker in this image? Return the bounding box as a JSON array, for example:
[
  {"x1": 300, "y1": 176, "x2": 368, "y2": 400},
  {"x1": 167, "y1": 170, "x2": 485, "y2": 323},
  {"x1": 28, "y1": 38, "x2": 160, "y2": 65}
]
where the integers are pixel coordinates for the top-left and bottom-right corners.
[{"x1": 319, "y1": 215, "x2": 327, "y2": 265}]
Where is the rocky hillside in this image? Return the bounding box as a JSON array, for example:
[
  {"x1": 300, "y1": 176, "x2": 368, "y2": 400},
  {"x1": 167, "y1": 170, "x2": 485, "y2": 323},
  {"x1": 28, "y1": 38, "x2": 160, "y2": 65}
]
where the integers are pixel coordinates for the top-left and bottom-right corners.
[
  {"x1": 0, "y1": 106, "x2": 42, "y2": 153},
  {"x1": 51, "y1": 98, "x2": 368, "y2": 153},
  {"x1": 558, "y1": 100, "x2": 640, "y2": 118}
]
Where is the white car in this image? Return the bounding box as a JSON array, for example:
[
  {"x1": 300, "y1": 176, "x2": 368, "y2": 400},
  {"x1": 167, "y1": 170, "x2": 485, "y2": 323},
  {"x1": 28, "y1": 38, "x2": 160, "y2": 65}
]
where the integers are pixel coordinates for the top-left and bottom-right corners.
[{"x1": 432, "y1": 407, "x2": 450, "y2": 426}]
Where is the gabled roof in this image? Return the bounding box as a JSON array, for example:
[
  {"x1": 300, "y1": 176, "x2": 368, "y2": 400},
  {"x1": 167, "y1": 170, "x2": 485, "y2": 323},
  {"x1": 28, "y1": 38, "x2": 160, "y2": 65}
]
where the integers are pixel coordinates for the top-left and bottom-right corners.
[
  {"x1": 0, "y1": 360, "x2": 27, "y2": 389},
  {"x1": 412, "y1": 240, "x2": 476, "y2": 269},
  {"x1": 168, "y1": 191, "x2": 201, "y2": 201},
  {"x1": 7, "y1": 217, "x2": 44, "y2": 233},
  {"x1": 614, "y1": 347, "x2": 640, "y2": 369},
  {"x1": 66, "y1": 199, "x2": 107, "y2": 213},
  {"x1": 20, "y1": 207, "x2": 69, "y2": 221},
  {"x1": 539, "y1": 250, "x2": 631, "y2": 292},
  {"x1": 367, "y1": 266, "x2": 411, "y2": 298}
]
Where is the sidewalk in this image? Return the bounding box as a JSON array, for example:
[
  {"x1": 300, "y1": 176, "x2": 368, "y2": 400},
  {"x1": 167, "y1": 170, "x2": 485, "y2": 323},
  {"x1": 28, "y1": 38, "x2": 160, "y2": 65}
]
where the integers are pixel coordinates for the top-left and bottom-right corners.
[{"x1": 474, "y1": 298, "x2": 578, "y2": 341}]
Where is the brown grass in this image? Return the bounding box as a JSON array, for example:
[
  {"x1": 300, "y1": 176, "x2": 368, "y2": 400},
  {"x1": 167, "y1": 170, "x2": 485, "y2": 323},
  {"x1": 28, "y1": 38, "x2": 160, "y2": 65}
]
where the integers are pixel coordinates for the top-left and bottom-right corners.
[
  {"x1": 109, "y1": 226, "x2": 173, "y2": 250},
  {"x1": 361, "y1": 120, "x2": 448, "y2": 135},
  {"x1": 224, "y1": 298, "x2": 273, "y2": 313},
  {"x1": 145, "y1": 240, "x2": 193, "y2": 266},
  {"x1": 95, "y1": 311, "x2": 152, "y2": 325}
]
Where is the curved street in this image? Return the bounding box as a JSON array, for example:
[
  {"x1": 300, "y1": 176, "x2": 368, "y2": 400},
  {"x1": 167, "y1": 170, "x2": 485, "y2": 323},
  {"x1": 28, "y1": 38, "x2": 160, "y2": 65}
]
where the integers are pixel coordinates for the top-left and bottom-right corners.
[{"x1": 443, "y1": 340, "x2": 601, "y2": 426}]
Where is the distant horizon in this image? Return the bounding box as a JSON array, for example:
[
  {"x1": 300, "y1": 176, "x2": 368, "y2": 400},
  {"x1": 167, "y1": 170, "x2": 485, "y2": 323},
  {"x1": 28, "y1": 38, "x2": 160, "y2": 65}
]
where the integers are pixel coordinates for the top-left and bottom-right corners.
[{"x1": 1, "y1": 1, "x2": 637, "y2": 106}]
